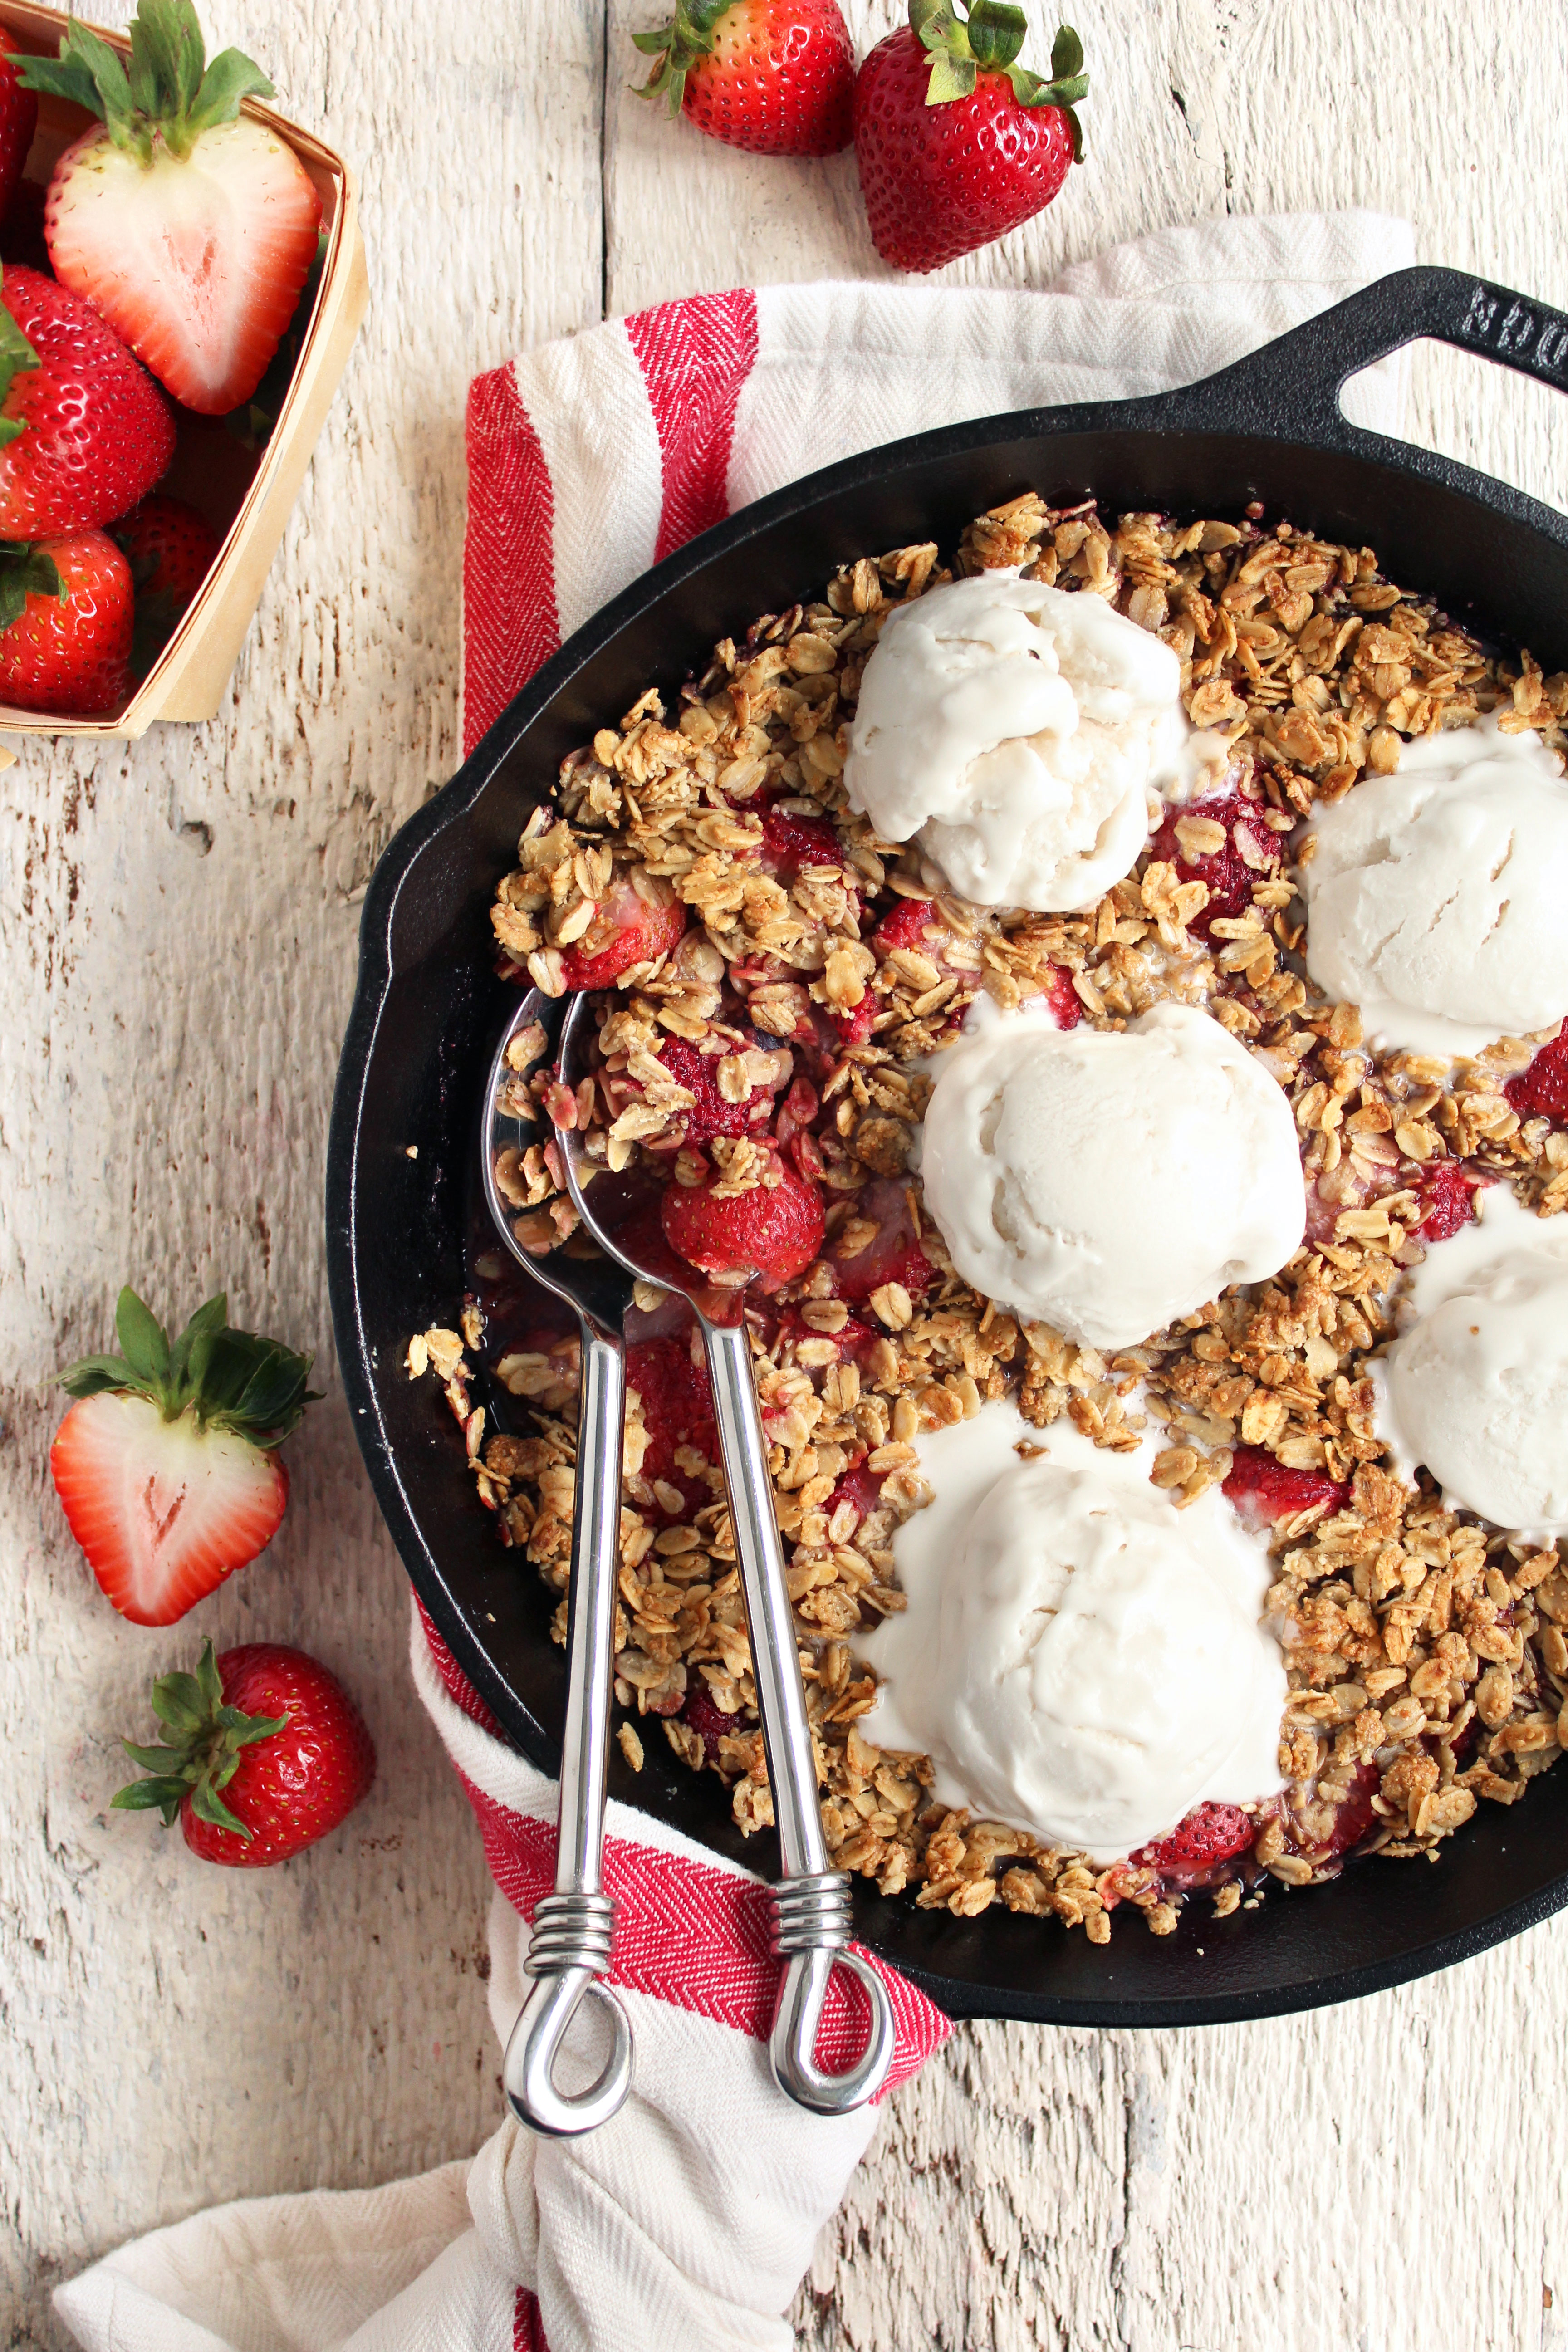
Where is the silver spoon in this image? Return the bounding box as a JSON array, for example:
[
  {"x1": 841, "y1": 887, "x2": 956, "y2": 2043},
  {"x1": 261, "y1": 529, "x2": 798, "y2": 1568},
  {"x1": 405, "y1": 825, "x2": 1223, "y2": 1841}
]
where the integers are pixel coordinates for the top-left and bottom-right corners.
[
  {"x1": 481, "y1": 990, "x2": 635, "y2": 2138},
  {"x1": 553, "y1": 991, "x2": 896, "y2": 2117}
]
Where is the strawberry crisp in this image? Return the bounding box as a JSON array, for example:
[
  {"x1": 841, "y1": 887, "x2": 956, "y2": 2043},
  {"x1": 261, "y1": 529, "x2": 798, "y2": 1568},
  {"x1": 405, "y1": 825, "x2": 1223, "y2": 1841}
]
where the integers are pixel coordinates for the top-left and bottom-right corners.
[{"x1": 412, "y1": 490, "x2": 1568, "y2": 1945}]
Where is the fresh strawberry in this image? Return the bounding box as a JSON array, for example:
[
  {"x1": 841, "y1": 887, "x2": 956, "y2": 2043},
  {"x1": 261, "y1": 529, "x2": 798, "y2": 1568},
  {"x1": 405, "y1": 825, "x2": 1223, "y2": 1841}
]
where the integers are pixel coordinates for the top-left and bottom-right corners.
[
  {"x1": 0, "y1": 530, "x2": 132, "y2": 716},
  {"x1": 113, "y1": 490, "x2": 220, "y2": 673},
  {"x1": 21, "y1": 0, "x2": 323, "y2": 416},
  {"x1": 1148, "y1": 788, "x2": 1280, "y2": 937},
  {"x1": 0, "y1": 265, "x2": 174, "y2": 536},
  {"x1": 661, "y1": 1154, "x2": 825, "y2": 1284},
  {"x1": 0, "y1": 33, "x2": 39, "y2": 225},
  {"x1": 1506, "y1": 1029, "x2": 1568, "y2": 1123},
  {"x1": 50, "y1": 1286, "x2": 318, "y2": 1626},
  {"x1": 635, "y1": 0, "x2": 854, "y2": 157},
  {"x1": 113, "y1": 1638, "x2": 374, "y2": 1867},
  {"x1": 853, "y1": 2, "x2": 1087, "y2": 275},
  {"x1": 1223, "y1": 1444, "x2": 1349, "y2": 1531},
  {"x1": 1413, "y1": 1160, "x2": 1485, "y2": 1243},
  {"x1": 1132, "y1": 1801, "x2": 1255, "y2": 1885},
  {"x1": 558, "y1": 880, "x2": 687, "y2": 990}
]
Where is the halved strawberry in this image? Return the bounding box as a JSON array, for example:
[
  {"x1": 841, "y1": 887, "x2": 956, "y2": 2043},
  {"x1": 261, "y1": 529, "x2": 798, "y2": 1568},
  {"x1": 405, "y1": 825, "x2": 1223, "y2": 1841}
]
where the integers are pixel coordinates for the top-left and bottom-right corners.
[
  {"x1": 661, "y1": 1154, "x2": 824, "y2": 1285},
  {"x1": 50, "y1": 1286, "x2": 318, "y2": 1626},
  {"x1": 0, "y1": 531, "x2": 133, "y2": 717},
  {"x1": 0, "y1": 265, "x2": 175, "y2": 537},
  {"x1": 22, "y1": 0, "x2": 323, "y2": 416},
  {"x1": 114, "y1": 1638, "x2": 375, "y2": 1866},
  {"x1": 559, "y1": 880, "x2": 687, "y2": 990}
]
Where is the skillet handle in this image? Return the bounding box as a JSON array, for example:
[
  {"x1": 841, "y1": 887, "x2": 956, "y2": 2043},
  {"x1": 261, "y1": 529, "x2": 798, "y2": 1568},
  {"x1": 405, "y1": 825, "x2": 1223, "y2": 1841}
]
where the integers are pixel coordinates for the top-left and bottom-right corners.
[{"x1": 1164, "y1": 264, "x2": 1568, "y2": 448}]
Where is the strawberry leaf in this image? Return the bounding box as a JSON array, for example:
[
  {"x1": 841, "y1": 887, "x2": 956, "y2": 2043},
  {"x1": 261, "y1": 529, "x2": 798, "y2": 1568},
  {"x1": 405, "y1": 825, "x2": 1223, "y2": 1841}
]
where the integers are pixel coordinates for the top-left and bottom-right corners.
[
  {"x1": 0, "y1": 287, "x2": 39, "y2": 447},
  {"x1": 966, "y1": 0, "x2": 1027, "y2": 71},
  {"x1": 17, "y1": 20, "x2": 140, "y2": 147},
  {"x1": 925, "y1": 49, "x2": 977, "y2": 101},
  {"x1": 182, "y1": 45, "x2": 275, "y2": 141},
  {"x1": 134, "y1": 0, "x2": 206, "y2": 118},
  {"x1": 0, "y1": 545, "x2": 61, "y2": 638},
  {"x1": 116, "y1": 1285, "x2": 171, "y2": 1384},
  {"x1": 114, "y1": 1642, "x2": 288, "y2": 1843},
  {"x1": 166, "y1": 1291, "x2": 227, "y2": 1389},
  {"x1": 1050, "y1": 22, "x2": 1083, "y2": 79},
  {"x1": 20, "y1": 0, "x2": 274, "y2": 166}
]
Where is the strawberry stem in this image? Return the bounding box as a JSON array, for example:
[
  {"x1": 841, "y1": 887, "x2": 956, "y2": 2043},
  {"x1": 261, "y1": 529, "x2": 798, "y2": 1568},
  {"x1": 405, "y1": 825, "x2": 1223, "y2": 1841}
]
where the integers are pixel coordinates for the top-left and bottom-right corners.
[
  {"x1": 59, "y1": 1285, "x2": 320, "y2": 1444},
  {"x1": 113, "y1": 1640, "x2": 289, "y2": 1839},
  {"x1": 18, "y1": 0, "x2": 275, "y2": 166},
  {"x1": 908, "y1": 0, "x2": 1088, "y2": 153},
  {"x1": 632, "y1": 0, "x2": 735, "y2": 115},
  {"x1": 0, "y1": 544, "x2": 63, "y2": 635}
]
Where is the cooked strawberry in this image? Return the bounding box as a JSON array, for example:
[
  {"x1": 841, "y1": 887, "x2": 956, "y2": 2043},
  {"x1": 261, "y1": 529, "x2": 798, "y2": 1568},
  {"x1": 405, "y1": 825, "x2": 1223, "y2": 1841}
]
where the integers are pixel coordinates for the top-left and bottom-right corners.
[
  {"x1": 559, "y1": 880, "x2": 687, "y2": 990},
  {"x1": 50, "y1": 1285, "x2": 318, "y2": 1625},
  {"x1": 1132, "y1": 1801, "x2": 1255, "y2": 1885},
  {"x1": 648, "y1": 1030, "x2": 779, "y2": 1145},
  {"x1": 758, "y1": 805, "x2": 843, "y2": 882},
  {"x1": 873, "y1": 895, "x2": 938, "y2": 955},
  {"x1": 22, "y1": 0, "x2": 323, "y2": 416},
  {"x1": 827, "y1": 1458, "x2": 886, "y2": 1522},
  {"x1": 1304, "y1": 1762, "x2": 1379, "y2": 1859},
  {"x1": 661, "y1": 1155, "x2": 825, "y2": 1285},
  {"x1": 1413, "y1": 1160, "x2": 1485, "y2": 1243},
  {"x1": 114, "y1": 1639, "x2": 374, "y2": 1867},
  {"x1": 635, "y1": 0, "x2": 854, "y2": 157},
  {"x1": 828, "y1": 1175, "x2": 933, "y2": 1305},
  {"x1": 1148, "y1": 788, "x2": 1280, "y2": 937},
  {"x1": 0, "y1": 530, "x2": 132, "y2": 717},
  {"x1": 0, "y1": 35, "x2": 39, "y2": 226},
  {"x1": 872, "y1": 891, "x2": 1028, "y2": 1024},
  {"x1": 1506, "y1": 1029, "x2": 1568, "y2": 1122},
  {"x1": 680, "y1": 1681, "x2": 745, "y2": 1763},
  {"x1": 853, "y1": 4, "x2": 1086, "y2": 275},
  {"x1": 832, "y1": 995, "x2": 876, "y2": 1048},
  {"x1": 0, "y1": 265, "x2": 174, "y2": 537},
  {"x1": 627, "y1": 1332, "x2": 716, "y2": 1520},
  {"x1": 1223, "y1": 1444, "x2": 1349, "y2": 1531}
]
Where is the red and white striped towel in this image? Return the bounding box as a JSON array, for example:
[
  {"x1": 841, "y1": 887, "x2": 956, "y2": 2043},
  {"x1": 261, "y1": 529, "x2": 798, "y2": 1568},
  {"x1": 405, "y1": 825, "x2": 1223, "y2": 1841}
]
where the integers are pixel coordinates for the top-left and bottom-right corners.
[{"x1": 462, "y1": 209, "x2": 1415, "y2": 757}]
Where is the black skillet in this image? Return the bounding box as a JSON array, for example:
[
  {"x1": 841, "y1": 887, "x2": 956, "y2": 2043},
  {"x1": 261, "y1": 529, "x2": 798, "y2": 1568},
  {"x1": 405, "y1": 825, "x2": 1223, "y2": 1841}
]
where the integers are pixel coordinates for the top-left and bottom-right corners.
[{"x1": 328, "y1": 265, "x2": 1568, "y2": 2026}]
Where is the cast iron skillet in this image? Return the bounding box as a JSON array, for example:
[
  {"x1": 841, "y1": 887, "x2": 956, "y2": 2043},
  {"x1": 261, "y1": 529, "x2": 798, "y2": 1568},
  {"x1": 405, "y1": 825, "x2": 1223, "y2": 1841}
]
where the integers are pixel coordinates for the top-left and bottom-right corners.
[{"x1": 329, "y1": 265, "x2": 1568, "y2": 2026}]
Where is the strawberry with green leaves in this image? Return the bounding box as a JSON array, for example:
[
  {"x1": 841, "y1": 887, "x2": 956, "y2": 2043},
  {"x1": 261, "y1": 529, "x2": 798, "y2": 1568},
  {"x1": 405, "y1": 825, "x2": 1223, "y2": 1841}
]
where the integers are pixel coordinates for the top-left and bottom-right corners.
[
  {"x1": 114, "y1": 1639, "x2": 376, "y2": 1866},
  {"x1": 51, "y1": 1287, "x2": 319, "y2": 1626},
  {"x1": 0, "y1": 529, "x2": 133, "y2": 715},
  {"x1": 636, "y1": 0, "x2": 855, "y2": 157},
  {"x1": 20, "y1": 0, "x2": 323, "y2": 416},
  {"x1": 0, "y1": 263, "x2": 174, "y2": 538},
  {"x1": 854, "y1": 0, "x2": 1087, "y2": 274}
]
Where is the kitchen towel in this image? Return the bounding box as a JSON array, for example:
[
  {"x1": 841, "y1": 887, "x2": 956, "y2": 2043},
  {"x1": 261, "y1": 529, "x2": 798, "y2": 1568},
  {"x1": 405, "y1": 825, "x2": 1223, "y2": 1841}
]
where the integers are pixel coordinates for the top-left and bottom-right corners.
[
  {"x1": 461, "y1": 208, "x2": 1416, "y2": 758},
  {"x1": 58, "y1": 205, "x2": 1416, "y2": 2352}
]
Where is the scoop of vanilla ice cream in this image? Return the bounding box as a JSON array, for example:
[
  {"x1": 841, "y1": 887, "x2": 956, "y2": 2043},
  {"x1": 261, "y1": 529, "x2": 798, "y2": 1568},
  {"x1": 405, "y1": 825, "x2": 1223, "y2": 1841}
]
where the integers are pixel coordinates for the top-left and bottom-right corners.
[
  {"x1": 857, "y1": 1407, "x2": 1286, "y2": 1858},
  {"x1": 1302, "y1": 718, "x2": 1568, "y2": 1058},
  {"x1": 1375, "y1": 1186, "x2": 1568, "y2": 1537},
  {"x1": 918, "y1": 1000, "x2": 1305, "y2": 1348},
  {"x1": 844, "y1": 573, "x2": 1191, "y2": 911}
]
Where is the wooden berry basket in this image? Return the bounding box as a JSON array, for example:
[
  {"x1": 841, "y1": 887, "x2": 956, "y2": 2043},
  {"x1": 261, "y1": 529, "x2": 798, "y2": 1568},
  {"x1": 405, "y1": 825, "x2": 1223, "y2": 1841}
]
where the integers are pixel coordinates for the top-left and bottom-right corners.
[{"x1": 0, "y1": 0, "x2": 367, "y2": 737}]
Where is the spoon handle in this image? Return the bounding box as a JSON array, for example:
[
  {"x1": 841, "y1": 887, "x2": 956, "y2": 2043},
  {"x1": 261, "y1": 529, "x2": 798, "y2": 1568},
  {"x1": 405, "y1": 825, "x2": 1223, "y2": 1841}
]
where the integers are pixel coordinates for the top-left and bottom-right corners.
[
  {"x1": 503, "y1": 1318, "x2": 633, "y2": 2137},
  {"x1": 701, "y1": 1318, "x2": 895, "y2": 2117}
]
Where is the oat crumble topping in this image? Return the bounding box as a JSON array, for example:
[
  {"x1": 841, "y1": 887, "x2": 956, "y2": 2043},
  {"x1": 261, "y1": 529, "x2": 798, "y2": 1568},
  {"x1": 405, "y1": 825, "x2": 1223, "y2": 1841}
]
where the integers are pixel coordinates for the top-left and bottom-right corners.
[{"x1": 413, "y1": 491, "x2": 1568, "y2": 1940}]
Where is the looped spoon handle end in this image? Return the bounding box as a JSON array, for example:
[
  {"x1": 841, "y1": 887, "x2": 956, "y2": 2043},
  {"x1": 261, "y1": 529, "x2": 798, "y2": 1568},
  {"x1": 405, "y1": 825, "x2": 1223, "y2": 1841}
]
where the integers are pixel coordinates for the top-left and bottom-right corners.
[
  {"x1": 504, "y1": 1931, "x2": 634, "y2": 2139},
  {"x1": 769, "y1": 1872, "x2": 897, "y2": 2116}
]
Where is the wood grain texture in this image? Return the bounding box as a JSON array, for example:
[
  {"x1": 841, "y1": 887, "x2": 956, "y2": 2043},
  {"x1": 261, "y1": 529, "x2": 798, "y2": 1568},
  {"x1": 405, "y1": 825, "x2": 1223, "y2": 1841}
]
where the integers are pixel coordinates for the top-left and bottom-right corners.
[{"x1": 2, "y1": 0, "x2": 1567, "y2": 2345}]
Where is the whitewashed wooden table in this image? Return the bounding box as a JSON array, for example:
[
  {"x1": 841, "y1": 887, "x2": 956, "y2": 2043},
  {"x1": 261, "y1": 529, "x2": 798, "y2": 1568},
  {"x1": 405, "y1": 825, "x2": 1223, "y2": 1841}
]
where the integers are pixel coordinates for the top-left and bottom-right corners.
[{"x1": 4, "y1": 3, "x2": 1568, "y2": 2345}]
